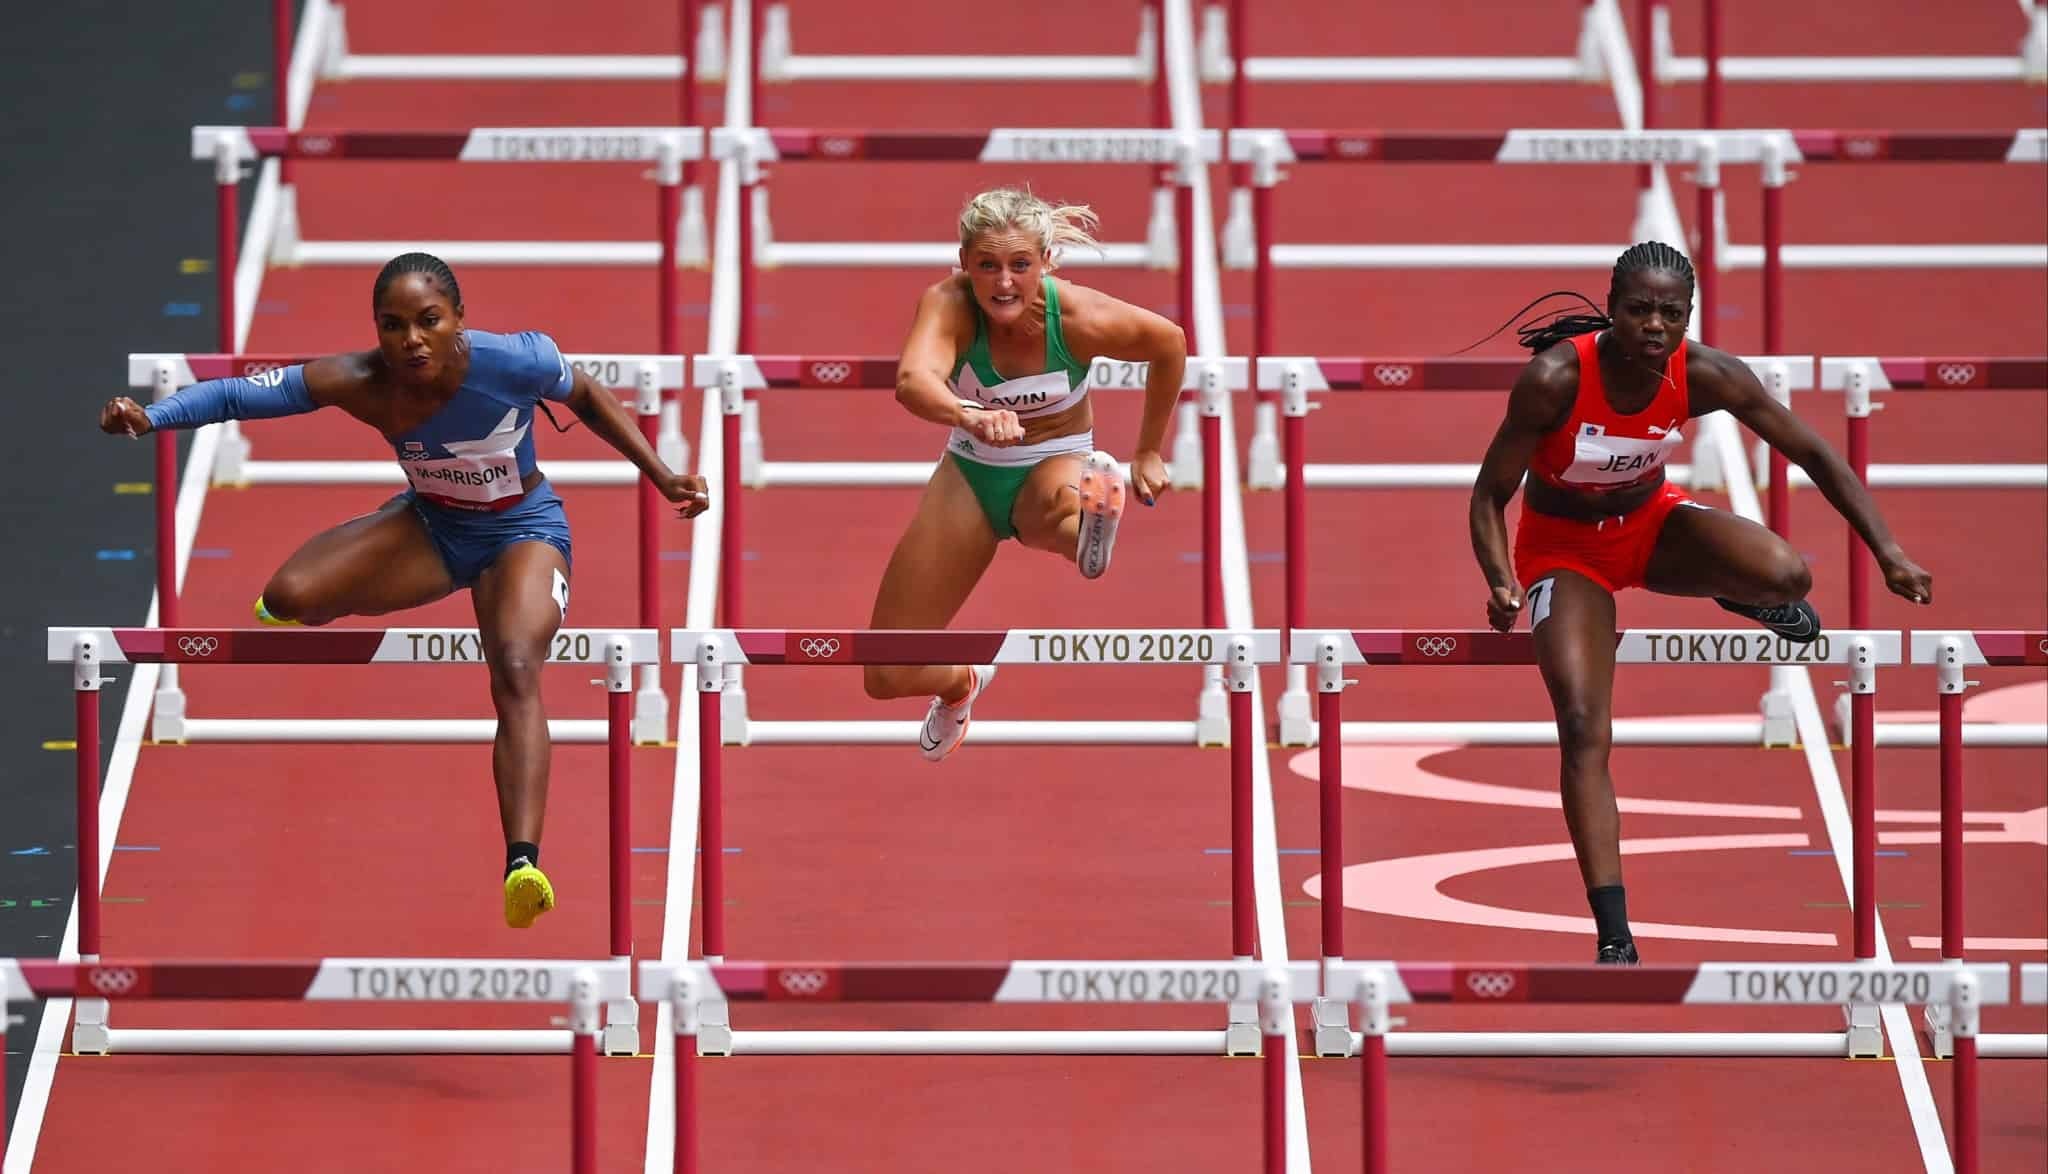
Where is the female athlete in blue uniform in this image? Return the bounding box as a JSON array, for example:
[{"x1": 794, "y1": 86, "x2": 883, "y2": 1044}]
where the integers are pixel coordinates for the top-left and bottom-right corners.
[{"x1": 99, "y1": 253, "x2": 710, "y2": 929}]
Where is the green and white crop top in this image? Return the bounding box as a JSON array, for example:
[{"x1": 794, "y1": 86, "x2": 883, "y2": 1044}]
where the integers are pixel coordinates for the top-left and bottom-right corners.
[{"x1": 946, "y1": 276, "x2": 1095, "y2": 467}]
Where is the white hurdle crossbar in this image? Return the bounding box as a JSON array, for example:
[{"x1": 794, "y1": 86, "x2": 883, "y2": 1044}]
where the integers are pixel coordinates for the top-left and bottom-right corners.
[
  {"x1": 1651, "y1": 1, "x2": 2048, "y2": 87},
  {"x1": 759, "y1": 1, "x2": 1157, "y2": 83},
  {"x1": 671, "y1": 628, "x2": 1279, "y2": 1058},
  {"x1": 48, "y1": 626, "x2": 656, "y2": 1057}
]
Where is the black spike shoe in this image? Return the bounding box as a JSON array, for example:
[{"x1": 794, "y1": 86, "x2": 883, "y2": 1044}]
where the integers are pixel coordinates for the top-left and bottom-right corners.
[
  {"x1": 1715, "y1": 597, "x2": 1822, "y2": 644},
  {"x1": 1595, "y1": 939, "x2": 1641, "y2": 966}
]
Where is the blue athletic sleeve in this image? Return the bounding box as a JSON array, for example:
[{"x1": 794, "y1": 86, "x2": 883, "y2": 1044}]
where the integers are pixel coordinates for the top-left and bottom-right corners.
[
  {"x1": 520, "y1": 332, "x2": 575, "y2": 404},
  {"x1": 143, "y1": 365, "x2": 317, "y2": 431}
]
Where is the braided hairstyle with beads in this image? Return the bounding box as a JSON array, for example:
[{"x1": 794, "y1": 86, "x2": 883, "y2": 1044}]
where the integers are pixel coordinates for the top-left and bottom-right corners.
[{"x1": 1459, "y1": 242, "x2": 1697, "y2": 356}]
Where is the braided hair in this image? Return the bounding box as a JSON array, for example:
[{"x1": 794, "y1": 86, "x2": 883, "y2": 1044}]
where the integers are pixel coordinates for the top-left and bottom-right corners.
[
  {"x1": 1458, "y1": 242, "x2": 1697, "y2": 356},
  {"x1": 372, "y1": 251, "x2": 464, "y2": 312}
]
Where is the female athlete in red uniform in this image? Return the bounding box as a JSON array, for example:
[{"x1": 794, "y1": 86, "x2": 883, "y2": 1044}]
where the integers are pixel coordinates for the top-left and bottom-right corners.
[{"x1": 1469, "y1": 242, "x2": 1933, "y2": 964}]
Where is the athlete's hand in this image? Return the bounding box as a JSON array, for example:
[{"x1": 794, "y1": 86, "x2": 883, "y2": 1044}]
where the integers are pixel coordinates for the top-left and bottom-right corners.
[
  {"x1": 961, "y1": 406, "x2": 1024, "y2": 447},
  {"x1": 658, "y1": 472, "x2": 711, "y2": 520},
  {"x1": 1485, "y1": 584, "x2": 1524, "y2": 633},
  {"x1": 1879, "y1": 551, "x2": 1933, "y2": 605},
  {"x1": 1129, "y1": 449, "x2": 1169, "y2": 506},
  {"x1": 100, "y1": 396, "x2": 152, "y2": 437}
]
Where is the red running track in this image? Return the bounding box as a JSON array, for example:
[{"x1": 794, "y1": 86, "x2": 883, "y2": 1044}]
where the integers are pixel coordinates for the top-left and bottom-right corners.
[{"x1": 22, "y1": 1, "x2": 2047, "y2": 1172}]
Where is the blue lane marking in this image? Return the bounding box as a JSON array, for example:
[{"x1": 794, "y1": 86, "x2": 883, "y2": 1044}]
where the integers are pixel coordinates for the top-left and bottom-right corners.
[
  {"x1": 162, "y1": 302, "x2": 202, "y2": 318},
  {"x1": 96, "y1": 549, "x2": 136, "y2": 561},
  {"x1": 8, "y1": 847, "x2": 49, "y2": 857},
  {"x1": 112, "y1": 845, "x2": 160, "y2": 852}
]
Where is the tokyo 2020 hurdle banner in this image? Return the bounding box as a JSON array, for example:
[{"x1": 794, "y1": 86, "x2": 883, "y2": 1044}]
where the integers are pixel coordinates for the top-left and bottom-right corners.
[
  {"x1": 1283, "y1": 628, "x2": 1917, "y2": 1060},
  {"x1": 126, "y1": 350, "x2": 685, "y2": 744},
  {"x1": 46, "y1": 626, "x2": 657, "y2": 1058},
  {"x1": 669, "y1": 627, "x2": 1282, "y2": 1059},
  {"x1": 635, "y1": 957, "x2": 2021, "y2": 1174},
  {"x1": 687, "y1": 355, "x2": 1248, "y2": 745},
  {"x1": 1, "y1": 958, "x2": 625, "y2": 1173}
]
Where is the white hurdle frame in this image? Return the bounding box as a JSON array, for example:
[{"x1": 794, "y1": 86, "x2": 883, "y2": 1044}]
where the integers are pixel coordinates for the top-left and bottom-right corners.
[
  {"x1": 1651, "y1": 1, "x2": 2048, "y2": 92},
  {"x1": 128, "y1": 351, "x2": 688, "y2": 744},
  {"x1": 692, "y1": 354, "x2": 1244, "y2": 747},
  {"x1": 1, "y1": 957, "x2": 621, "y2": 1172},
  {"x1": 1290, "y1": 627, "x2": 1916, "y2": 1060},
  {"x1": 673, "y1": 628, "x2": 1279, "y2": 1058},
  {"x1": 1909, "y1": 631, "x2": 2048, "y2": 1062},
  {"x1": 48, "y1": 626, "x2": 654, "y2": 1058}
]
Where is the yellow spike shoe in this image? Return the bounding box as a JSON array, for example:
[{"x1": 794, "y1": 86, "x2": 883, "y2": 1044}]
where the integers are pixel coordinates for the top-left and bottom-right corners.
[
  {"x1": 504, "y1": 862, "x2": 556, "y2": 929},
  {"x1": 252, "y1": 596, "x2": 300, "y2": 626}
]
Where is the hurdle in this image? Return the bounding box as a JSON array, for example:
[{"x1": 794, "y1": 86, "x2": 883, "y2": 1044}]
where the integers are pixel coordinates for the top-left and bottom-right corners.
[
  {"x1": 47, "y1": 625, "x2": 652, "y2": 1056},
  {"x1": 1288, "y1": 627, "x2": 1912, "y2": 1058},
  {"x1": 1, "y1": 957, "x2": 621, "y2": 1172},
  {"x1": 1650, "y1": 0, "x2": 2048, "y2": 129},
  {"x1": 1196, "y1": 0, "x2": 1629, "y2": 86},
  {"x1": 670, "y1": 627, "x2": 1280, "y2": 1055},
  {"x1": 1908, "y1": 630, "x2": 2048, "y2": 1061},
  {"x1": 634, "y1": 957, "x2": 2015, "y2": 1173},
  {"x1": 1812, "y1": 358, "x2": 2048, "y2": 633},
  {"x1": 708, "y1": 127, "x2": 1218, "y2": 310},
  {"x1": 289, "y1": 0, "x2": 726, "y2": 87},
  {"x1": 125, "y1": 351, "x2": 686, "y2": 744},
  {"x1": 690, "y1": 353, "x2": 1240, "y2": 741}
]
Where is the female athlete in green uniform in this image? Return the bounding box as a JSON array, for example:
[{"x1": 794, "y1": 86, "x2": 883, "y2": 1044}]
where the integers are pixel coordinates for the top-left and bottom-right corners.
[{"x1": 866, "y1": 188, "x2": 1187, "y2": 760}]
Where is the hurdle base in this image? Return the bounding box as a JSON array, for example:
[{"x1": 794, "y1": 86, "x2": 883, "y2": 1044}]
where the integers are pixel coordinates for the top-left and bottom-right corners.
[
  {"x1": 1312, "y1": 995, "x2": 1352, "y2": 1057},
  {"x1": 1924, "y1": 999, "x2": 1954, "y2": 1059},
  {"x1": 1196, "y1": 670, "x2": 1231, "y2": 748},
  {"x1": 71, "y1": 1019, "x2": 110, "y2": 1057},
  {"x1": 696, "y1": 995, "x2": 733, "y2": 1056},
  {"x1": 604, "y1": 995, "x2": 642, "y2": 1057},
  {"x1": 1845, "y1": 1003, "x2": 1884, "y2": 1058},
  {"x1": 715, "y1": 1030, "x2": 1232, "y2": 1056},
  {"x1": 1225, "y1": 996, "x2": 1261, "y2": 1057},
  {"x1": 101, "y1": 1028, "x2": 575, "y2": 1054},
  {"x1": 1373, "y1": 1031, "x2": 1855, "y2": 1057},
  {"x1": 1276, "y1": 670, "x2": 1316, "y2": 747},
  {"x1": 1761, "y1": 672, "x2": 1797, "y2": 748},
  {"x1": 633, "y1": 670, "x2": 671, "y2": 746},
  {"x1": 151, "y1": 676, "x2": 187, "y2": 744}
]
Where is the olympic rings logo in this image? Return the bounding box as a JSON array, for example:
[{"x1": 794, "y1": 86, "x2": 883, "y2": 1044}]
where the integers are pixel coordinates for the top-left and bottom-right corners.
[
  {"x1": 778, "y1": 969, "x2": 827, "y2": 997},
  {"x1": 1413, "y1": 636, "x2": 1459, "y2": 658},
  {"x1": 87, "y1": 967, "x2": 139, "y2": 996},
  {"x1": 1934, "y1": 363, "x2": 1978, "y2": 386},
  {"x1": 1464, "y1": 971, "x2": 1516, "y2": 999},
  {"x1": 177, "y1": 636, "x2": 220, "y2": 658},
  {"x1": 796, "y1": 637, "x2": 842, "y2": 659},
  {"x1": 297, "y1": 134, "x2": 335, "y2": 156},
  {"x1": 2036, "y1": 637, "x2": 2047, "y2": 655},
  {"x1": 1372, "y1": 364, "x2": 1414, "y2": 387},
  {"x1": 809, "y1": 361, "x2": 852, "y2": 384},
  {"x1": 1843, "y1": 137, "x2": 1880, "y2": 159},
  {"x1": 1333, "y1": 137, "x2": 1374, "y2": 158},
  {"x1": 818, "y1": 137, "x2": 857, "y2": 157}
]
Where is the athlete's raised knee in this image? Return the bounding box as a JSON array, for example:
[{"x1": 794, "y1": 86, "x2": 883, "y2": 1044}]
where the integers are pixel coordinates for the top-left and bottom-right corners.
[
  {"x1": 1757, "y1": 549, "x2": 1812, "y2": 605},
  {"x1": 257, "y1": 572, "x2": 330, "y2": 626}
]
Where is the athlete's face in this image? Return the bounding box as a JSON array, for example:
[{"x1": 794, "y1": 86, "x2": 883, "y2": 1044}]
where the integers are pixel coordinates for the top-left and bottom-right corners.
[
  {"x1": 959, "y1": 226, "x2": 1046, "y2": 326},
  {"x1": 1607, "y1": 270, "x2": 1691, "y2": 369},
  {"x1": 375, "y1": 274, "x2": 465, "y2": 386}
]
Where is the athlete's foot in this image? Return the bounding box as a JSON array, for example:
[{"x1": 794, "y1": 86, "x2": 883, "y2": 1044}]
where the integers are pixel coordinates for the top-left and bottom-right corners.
[
  {"x1": 919, "y1": 665, "x2": 994, "y2": 762},
  {"x1": 1595, "y1": 939, "x2": 1640, "y2": 966},
  {"x1": 503, "y1": 858, "x2": 556, "y2": 929},
  {"x1": 1715, "y1": 596, "x2": 1822, "y2": 643},
  {"x1": 1075, "y1": 451, "x2": 1126, "y2": 580}
]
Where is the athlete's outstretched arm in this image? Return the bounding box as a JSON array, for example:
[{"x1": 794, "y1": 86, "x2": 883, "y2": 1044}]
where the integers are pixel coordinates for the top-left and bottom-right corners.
[
  {"x1": 564, "y1": 368, "x2": 709, "y2": 518},
  {"x1": 1470, "y1": 355, "x2": 1572, "y2": 631},
  {"x1": 1076, "y1": 292, "x2": 1185, "y2": 505},
  {"x1": 99, "y1": 355, "x2": 356, "y2": 436},
  {"x1": 1690, "y1": 348, "x2": 1931, "y2": 603}
]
